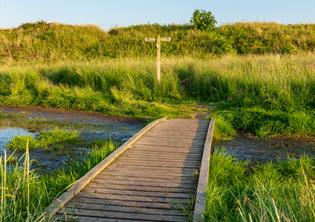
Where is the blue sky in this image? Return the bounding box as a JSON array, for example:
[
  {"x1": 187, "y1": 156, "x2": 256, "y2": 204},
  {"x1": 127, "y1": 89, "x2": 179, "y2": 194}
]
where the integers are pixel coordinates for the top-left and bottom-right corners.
[{"x1": 0, "y1": 0, "x2": 314, "y2": 29}]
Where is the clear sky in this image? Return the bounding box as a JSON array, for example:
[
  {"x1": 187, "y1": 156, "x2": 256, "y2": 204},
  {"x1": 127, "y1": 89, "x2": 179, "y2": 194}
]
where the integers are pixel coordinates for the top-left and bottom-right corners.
[{"x1": 0, "y1": 0, "x2": 314, "y2": 30}]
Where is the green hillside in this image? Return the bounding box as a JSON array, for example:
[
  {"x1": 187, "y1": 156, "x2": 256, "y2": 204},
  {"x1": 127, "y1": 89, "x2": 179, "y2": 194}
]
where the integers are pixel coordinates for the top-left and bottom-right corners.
[{"x1": 0, "y1": 21, "x2": 314, "y2": 62}]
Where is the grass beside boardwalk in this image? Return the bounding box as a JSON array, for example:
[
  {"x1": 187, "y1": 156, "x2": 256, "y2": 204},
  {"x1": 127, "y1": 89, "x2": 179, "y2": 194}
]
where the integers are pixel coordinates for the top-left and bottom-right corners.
[
  {"x1": 0, "y1": 140, "x2": 116, "y2": 222},
  {"x1": 0, "y1": 54, "x2": 314, "y2": 136},
  {"x1": 205, "y1": 151, "x2": 315, "y2": 222}
]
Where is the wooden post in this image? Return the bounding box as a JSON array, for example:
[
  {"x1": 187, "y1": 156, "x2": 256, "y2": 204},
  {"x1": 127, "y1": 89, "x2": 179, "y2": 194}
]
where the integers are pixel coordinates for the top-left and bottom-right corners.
[
  {"x1": 145, "y1": 36, "x2": 171, "y2": 83},
  {"x1": 156, "y1": 36, "x2": 161, "y2": 83}
]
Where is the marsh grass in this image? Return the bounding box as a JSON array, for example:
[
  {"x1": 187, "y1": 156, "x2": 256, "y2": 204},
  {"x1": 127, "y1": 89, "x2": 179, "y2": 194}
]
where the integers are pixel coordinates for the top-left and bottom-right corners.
[
  {"x1": 7, "y1": 128, "x2": 80, "y2": 151},
  {"x1": 0, "y1": 140, "x2": 116, "y2": 222},
  {"x1": 205, "y1": 151, "x2": 315, "y2": 221},
  {"x1": 1, "y1": 54, "x2": 314, "y2": 136}
]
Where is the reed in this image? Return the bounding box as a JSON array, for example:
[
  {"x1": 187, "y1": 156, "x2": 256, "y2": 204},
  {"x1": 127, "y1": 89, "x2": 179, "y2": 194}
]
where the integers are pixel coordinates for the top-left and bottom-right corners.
[{"x1": 0, "y1": 140, "x2": 117, "y2": 222}]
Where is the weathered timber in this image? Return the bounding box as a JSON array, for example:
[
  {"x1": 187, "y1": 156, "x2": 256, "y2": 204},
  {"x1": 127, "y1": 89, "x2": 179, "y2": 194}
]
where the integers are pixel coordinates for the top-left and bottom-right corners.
[{"x1": 46, "y1": 118, "x2": 215, "y2": 222}]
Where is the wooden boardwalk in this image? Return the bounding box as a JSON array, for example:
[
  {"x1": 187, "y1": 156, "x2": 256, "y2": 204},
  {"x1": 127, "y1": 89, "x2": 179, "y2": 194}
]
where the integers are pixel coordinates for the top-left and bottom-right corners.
[{"x1": 46, "y1": 118, "x2": 215, "y2": 222}]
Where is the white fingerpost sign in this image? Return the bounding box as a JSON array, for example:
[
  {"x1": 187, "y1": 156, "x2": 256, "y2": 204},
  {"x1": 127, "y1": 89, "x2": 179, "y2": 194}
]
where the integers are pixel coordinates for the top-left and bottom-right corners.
[{"x1": 145, "y1": 36, "x2": 171, "y2": 83}]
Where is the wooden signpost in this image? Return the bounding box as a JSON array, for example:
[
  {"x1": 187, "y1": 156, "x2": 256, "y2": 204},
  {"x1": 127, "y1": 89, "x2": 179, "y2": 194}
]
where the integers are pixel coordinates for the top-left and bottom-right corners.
[{"x1": 145, "y1": 36, "x2": 171, "y2": 83}]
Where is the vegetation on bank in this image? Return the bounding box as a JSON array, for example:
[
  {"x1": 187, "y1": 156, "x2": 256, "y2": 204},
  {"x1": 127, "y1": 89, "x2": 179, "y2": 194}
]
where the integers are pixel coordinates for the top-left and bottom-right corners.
[
  {"x1": 0, "y1": 54, "x2": 314, "y2": 137},
  {"x1": 0, "y1": 140, "x2": 116, "y2": 222},
  {"x1": 0, "y1": 21, "x2": 314, "y2": 62},
  {"x1": 7, "y1": 128, "x2": 80, "y2": 151},
  {"x1": 205, "y1": 151, "x2": 315, "y2": 221}
]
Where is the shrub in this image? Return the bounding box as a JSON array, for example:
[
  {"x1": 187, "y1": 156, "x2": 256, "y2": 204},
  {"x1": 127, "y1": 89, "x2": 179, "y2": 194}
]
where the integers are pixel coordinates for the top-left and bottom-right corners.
[
  {"x1": 1, "y1": 22, "x2": 314, "y2": 61},
  {"x1": 191, "y1": 9, "x2": 217, "y2": 31}
]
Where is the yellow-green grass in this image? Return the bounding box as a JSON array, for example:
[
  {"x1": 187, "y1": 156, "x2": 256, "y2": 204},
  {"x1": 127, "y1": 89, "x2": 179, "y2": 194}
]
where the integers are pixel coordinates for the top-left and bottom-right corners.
[
  {"x1": 0, "y1": 140, "x2": 116, "y2": 222},
  {"x1": 205, "y1": 151, "x2": 315, "y2": 222},
  {"x1": 0, "y1": 54, "x2": 314, "y2": 136},
  {"x1": 7, "y1": 128, "x2": 80, "y2": 151}
]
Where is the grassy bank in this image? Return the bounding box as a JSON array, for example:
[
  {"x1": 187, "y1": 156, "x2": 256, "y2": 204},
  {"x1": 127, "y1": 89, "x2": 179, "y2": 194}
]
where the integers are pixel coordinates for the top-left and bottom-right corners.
[
  {"x1": 0, "y1": 54, "x2": 314, "y2": 136},
  {"x1": 1, "y1": 22, "x2": 314, "y2": 62},
  {"x1": 8, "y1": 128, "x2": 80, "y2": 151},
  {"x1": 0, "y1": 140, "x2": 116, "y2": 221},
  {"x1": 205, "y1": 151, "x2": 315, "y2": 221}
]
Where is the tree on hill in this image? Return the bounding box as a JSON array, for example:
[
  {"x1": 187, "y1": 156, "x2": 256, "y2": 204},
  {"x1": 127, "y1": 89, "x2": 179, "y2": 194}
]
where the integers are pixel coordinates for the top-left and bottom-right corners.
[{"x1": 191, "y1": 9, "x2": 217, "y2": 31}]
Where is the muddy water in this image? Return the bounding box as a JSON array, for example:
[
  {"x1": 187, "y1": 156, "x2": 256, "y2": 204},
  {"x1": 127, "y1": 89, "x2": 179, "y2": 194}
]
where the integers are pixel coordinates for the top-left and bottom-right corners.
[
  {"x1": 0, "y1": 106, "x2": 144, "y2": 172},
  {"x1": 214, "y1": 134, "x2": 315, "y2": 162}
]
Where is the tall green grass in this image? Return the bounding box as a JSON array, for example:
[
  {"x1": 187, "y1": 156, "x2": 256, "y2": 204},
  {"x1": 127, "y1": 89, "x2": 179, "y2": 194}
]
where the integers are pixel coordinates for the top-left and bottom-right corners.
[
  {"x1": 0, "y1": 54, "x2": 314, "y2": 136},
  {"x1": 0, "y1": 140, "x2": 116, "y2": 222},
  {"x1": 205, "y1": 151, "x2": 315, "y2": 221}
]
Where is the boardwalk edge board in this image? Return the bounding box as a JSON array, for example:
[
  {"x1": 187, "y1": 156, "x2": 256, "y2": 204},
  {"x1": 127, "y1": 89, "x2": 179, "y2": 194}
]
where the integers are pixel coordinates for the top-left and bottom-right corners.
[
  {"x1": 192, "y1": 118, "x2": 216, "y2": 222},
  {"x1": 44, "y1": 117, "x2": 167, "y2": 221}
]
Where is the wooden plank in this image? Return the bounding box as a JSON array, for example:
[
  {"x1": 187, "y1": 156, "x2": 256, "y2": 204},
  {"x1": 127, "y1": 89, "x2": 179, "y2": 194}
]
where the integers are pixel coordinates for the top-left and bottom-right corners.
[
  {"x1": 106, "y1": 165, "x2": 199, "y2": 173},
  {"x1": 109, "y1": 162, "x2": 199, "y2": 169},
  {"x1": 55, "y1": 214, "x2": 153, "y2": 222},
  {"x1": 132, "y1": 143, "x2": 204, "y2": 149},
  {"x1": 152, "y1": 126, "x2": 208, "y2": 131},
  {"x1": 92, "y1": 177, "x2": 196, "y2": 187},
  {"x1": 44, "y1": 118, "x2": 167, "y2": 221},
  {"x1": 135, "y1": 139, "x2": 204, "y2": 145},
  {"x1": 117, "y1": 157, "x2": 200, "y2": 164},
  {"x1": 104, "y1": 168, "x2": 198, "y2": 177},
  {"x1": 66, "y1": 202, "x2": 184, "y2": 216},
  {"x1": 143, "y1": 134, "x2": 206, "y2": 139},
  {"x1": 151, "y1": 123, "x2": 208, "y2": 127},
  {"x1": 125, "y1": 149, "x2": 202, "y2": 156},
  {"x1": 193, "y1": 119, "x2": 215, "y2": 222},
  {"x1": 157, "y1": 121, "x2": 207, "y2": 125},
  {"x1": 149, "y1": 130, "x2": 201, "y2": 134},
  {"x1": 145, "y1": 132, "x2": 206, "y2": 137},
  {"x1": 119, "y1": 152, "x2": 201, "y2": 158},
  {"x1": 88, "y1": 183, "x2": 194, "y2": 193},
  {"x1": 94, "y1": 178, "x2": 198, "y2": 188},
  {"x1": 77, "y1": 192, "x2": 189, "y2": 204},
  {"x1": 72, "y1": 197, "x2": 184, "y2": 210},
  {"x1": 95, "y1": 174, "x2": 197, "y2": 184},
  {"x1": 122, "y1": 155, "x2": 200, "y2": 161},
  {"x1": 139, "y1": 135, "x2": 205, "y2": 140},
  {"x1": 100, "y1": 171, "x2": 196, "y2": 180},
  {"x1": 82, "y1": 187, "x2": 192, "y2": 199},
  {"x1": 115, "y1": 153, "x2": 198, "y2": 161},
  {"x1": 129, "y1": 147, "x2": 203, "y2": 153},
  {"x1": 110, "y1": 159, "x2": 199, "y2": 166},
  {"x1": 60, "y1": 208, "x2": 187, "y2": 222},
  {"x1": 139, "y1": 139, "x2": 205, "y2": 144}
]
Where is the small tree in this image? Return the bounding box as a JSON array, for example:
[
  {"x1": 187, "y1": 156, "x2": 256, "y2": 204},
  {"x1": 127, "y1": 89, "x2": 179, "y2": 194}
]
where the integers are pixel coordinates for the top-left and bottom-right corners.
[{"x1": 191, "y1": 9, "x2": 217, "y2": 31}]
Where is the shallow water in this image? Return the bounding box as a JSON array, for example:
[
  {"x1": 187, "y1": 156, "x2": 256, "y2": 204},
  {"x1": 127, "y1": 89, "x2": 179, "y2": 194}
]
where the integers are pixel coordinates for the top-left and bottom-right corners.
[
  {"x1": 0, "y1": 127, "x2": 35, "y2": 152},
  {"x1": 0, "y1": 107, "x2": 144, "y2": 172},
  {"x1": 215, "y1": 134, "x2": 315, "y2": 162}
]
